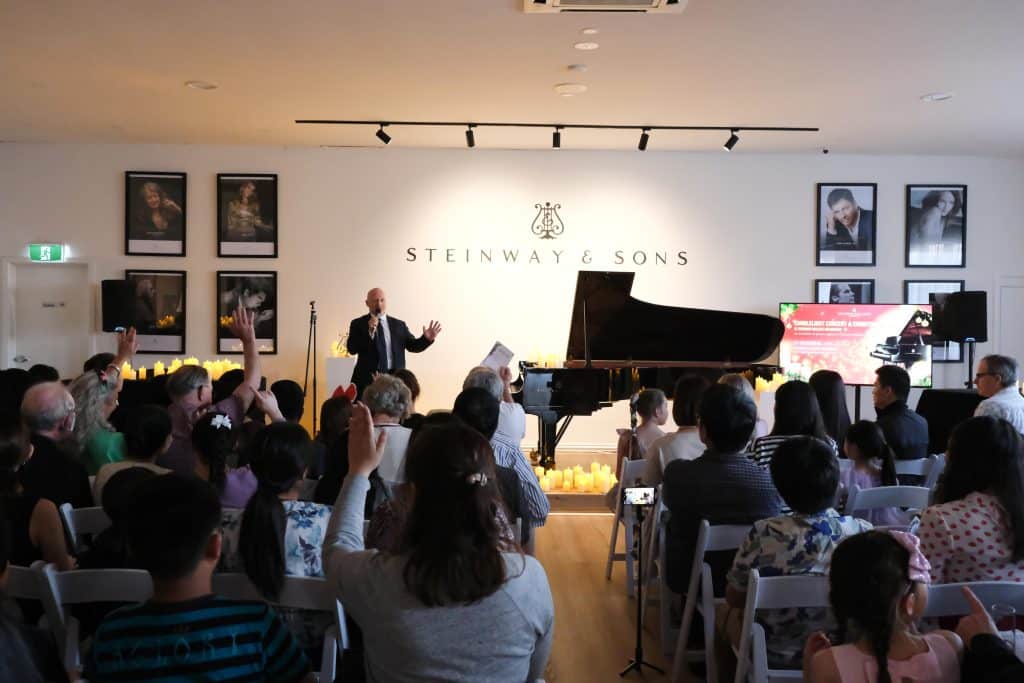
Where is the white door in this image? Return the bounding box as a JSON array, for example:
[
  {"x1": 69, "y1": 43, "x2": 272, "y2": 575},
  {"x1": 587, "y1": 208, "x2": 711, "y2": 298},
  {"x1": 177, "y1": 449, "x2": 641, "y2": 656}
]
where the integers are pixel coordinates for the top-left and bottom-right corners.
[
  {"x1": 7, "y1": 263, "x2": 91, "y2": 379},
  {"x1": 997, "y1": 278, "x2": 1024, "y2": 366}
]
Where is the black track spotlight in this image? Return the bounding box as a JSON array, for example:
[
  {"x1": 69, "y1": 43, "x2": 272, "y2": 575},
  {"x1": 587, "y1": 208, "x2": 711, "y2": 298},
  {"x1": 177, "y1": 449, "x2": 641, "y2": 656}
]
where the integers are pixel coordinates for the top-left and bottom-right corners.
[
  {"x1": 553, "y1": 127, "x2": 562, "y2": 149},
  {"x1": 638, "y1": 128, "x2": 650, "y2": 151},
  {"x1": 465, "y1": 125, "x2": 476, "y2": 148},
  {"x1": 723, "y1": 129, "x2": 739, "y2": 151},
  {"x1": 376, "y1": 124, "x2": 391, "y2": 145}
]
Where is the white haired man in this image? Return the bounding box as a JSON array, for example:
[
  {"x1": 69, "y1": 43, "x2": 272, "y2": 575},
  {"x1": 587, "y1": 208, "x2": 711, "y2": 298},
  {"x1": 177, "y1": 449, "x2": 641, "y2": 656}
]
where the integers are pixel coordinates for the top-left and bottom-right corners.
[{"x1": 974, "y1": 354, "x2": 1024, "y2": 434}]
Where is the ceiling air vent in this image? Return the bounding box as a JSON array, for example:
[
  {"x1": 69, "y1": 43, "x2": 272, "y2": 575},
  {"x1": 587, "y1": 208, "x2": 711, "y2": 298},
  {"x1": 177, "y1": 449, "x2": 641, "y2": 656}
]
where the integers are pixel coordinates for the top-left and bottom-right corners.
[{"x1": 525, "y1": 0, "x2": 687, "y2": 13}]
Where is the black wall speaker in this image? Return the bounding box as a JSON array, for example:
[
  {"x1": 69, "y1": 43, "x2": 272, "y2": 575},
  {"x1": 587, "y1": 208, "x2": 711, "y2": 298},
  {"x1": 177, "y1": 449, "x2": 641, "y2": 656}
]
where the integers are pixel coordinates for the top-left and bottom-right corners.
[
  {"x1": 931, "y1": 290, "x2": 987, "y2": 343},
  {"x1": 101, "y1": 280, "x2": 134, "y2": 332}
]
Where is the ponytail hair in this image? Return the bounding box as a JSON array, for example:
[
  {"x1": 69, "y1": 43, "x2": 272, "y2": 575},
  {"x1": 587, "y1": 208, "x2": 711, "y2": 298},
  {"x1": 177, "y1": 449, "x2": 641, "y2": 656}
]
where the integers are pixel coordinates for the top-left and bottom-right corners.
[
  {"x1": 845, "y1": 420, "x2": 898, "y2": 486},
  {"x1": 829, "y1": 531, "x2": 911, "y2": 683},
  {"x1": 400, "y1": 422, "x2": 511, "y2": 606},
  {"x1": 192, "y1": 413, "x2": 238, "y2": 494},
  {"x1": 239, "y1": 422, "x2": 310, "y2": 599},
  {"x1": 0, "y1": 420, "x2": 30, "y2": 499}
]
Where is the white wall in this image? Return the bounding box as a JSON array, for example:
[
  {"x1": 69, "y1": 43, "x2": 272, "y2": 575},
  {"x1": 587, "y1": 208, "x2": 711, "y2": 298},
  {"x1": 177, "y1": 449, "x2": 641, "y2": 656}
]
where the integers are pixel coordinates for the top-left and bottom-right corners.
[{"x1": 2, "y1": 144, "x2": 1022, "y2": 448}]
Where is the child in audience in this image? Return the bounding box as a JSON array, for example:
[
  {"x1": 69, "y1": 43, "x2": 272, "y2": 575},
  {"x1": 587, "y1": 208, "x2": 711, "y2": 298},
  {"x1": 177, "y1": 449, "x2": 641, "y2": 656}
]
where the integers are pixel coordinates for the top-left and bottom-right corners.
[
  {"x1": 193, "y1": 412, "x2": 257, "y2": 508},
  {"x1": 803, "y1": 530, "x2": 962, "y2": 682},
  {"x1": 839, "y1": 421, "x2": 907, "y2": 527},
  {"x1": 87, "y1": 474, "x2": 313, "y2": 682},
  {"x1": 92, "y1": 404, "x2": 170, "y2": 505},
  {"x1": 323, "y1": 405, "x2": 554, "y2": 682},
  {"x1": 718, "y1": 436, "x2": 872, "y2": 677}
]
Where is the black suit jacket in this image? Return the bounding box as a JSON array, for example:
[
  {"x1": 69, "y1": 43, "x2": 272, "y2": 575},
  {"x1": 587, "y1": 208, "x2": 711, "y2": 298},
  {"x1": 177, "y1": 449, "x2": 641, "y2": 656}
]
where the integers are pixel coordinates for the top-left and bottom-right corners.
[
  {"x1": 347, "y1": 314, "x2": 433, "y2": 392},
  {"x1": 21, "y1": 434, "x2": 93, "y2": 509},
  {"x1": 823, "y1": 208, "x2": 874, "y2": 250}
]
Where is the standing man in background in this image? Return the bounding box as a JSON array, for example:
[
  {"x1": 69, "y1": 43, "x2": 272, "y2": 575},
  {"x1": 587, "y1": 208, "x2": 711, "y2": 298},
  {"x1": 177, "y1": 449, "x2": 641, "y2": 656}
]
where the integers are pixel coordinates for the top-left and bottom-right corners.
[{"x1": 348, "y1": 288, "x2": 441, "y2": 395}]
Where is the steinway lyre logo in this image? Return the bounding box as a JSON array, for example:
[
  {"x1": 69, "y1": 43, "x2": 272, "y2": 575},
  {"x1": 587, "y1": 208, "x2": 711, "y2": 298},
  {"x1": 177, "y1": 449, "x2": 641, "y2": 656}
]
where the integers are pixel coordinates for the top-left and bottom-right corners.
[{"x1": 531, "y1": 202, "x2": 564, "y2": 240}]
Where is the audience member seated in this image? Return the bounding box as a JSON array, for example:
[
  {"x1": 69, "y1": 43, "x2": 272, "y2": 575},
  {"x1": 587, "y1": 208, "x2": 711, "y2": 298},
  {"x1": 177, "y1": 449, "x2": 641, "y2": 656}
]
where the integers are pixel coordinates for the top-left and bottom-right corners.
[
  {"x1": 719, "y1": 373, "x2": 769, "y2": 440},
  {"x1": 958, "y1": 585, "x2": 1024, "y2": 681},
  {"x1": 838, "y1": 420, "x2": 907, "y2": 527},
  {"x1": 393, "y1": 368, "x2": 425, "y2": 430},
  {"x1": 809, "y1": 369, "x2": 852, "y2": 456},
  {"x1": 0, "y1": 420, "x2": 74, "y2": 570},
  {"x1": 718, "y1": 437, "x2": 871, "y2": 675},
  {"x1": 463, "y1": 365, "x2": 526, "y2": 444},
  {"x1": 323, "y1": 408, "x2": 554, "y2": 681},
  {"x1": 873, "y1": 365, "x2": 929, "y2": 461},
  {"x1": 159, "y1": 307, "x2": 262, "y2": 475},
  {"x1": 193, "y1": 412, "x2": 257, "y2": 509},
  {"x1": 645, "y1": 376, "x2": 709, "y2": 487},
  {"x1": 918, "y1": 416, "x2": 1024, "y2": 583},
  {"x1": 615, "y1": 388, "x2": 668, "y2": 473},
  {"x1": 662, "y1": 384, "x2": 783, "y2": 596},
  {"x1": 82, "y1": 353, "x2": 115, "y2": 374},
  {"x1": 26, "y1": 364, "x2": 60, "y2": 385},
  {"x1": 80, "y1": 467, "x2": 157, "y2": 570},
  {"x1": 19, "y1": 382, "x2": 92, "y2": 509},
  {"x1": 0, "y1": 369, "x2": 32, "y2": 424},
  {"x1": 973, "y1": 354, "x2": 1024, "y2": 434},
  {"x1": 92, "y1": 404, "x2": 171, "y2": 505},
  {"x1": 360, "y1": 374, "x2": 413, "y2": 486},
  {"x1": 0, "y1": 508, "x2": 68, "y2": 683},
  {"x1": 270, "y1": 379, "x2": 305, "y2": 423},
  {"x1": 308, "y1": 395, "x2": 352, "y2": 479},
  {"x1": 803, "y1": 530, "x2": 961, "y2": 683},
  {"x1": 750, "y1": 380, "x2": 837, "y2": 470},
  {"x1": 219, "y1": 422, "x2": 333, "y2": 655}
]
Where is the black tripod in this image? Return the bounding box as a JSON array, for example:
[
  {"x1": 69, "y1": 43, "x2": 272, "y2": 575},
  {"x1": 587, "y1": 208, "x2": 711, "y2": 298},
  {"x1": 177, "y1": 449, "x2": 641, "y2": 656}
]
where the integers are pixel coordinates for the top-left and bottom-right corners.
[
  {"x1": 620, "y1": 501, "x2": 664, "y2": 677},
  {"x1": 302, "y1": 301, "x2": 318, "y2": 436}
]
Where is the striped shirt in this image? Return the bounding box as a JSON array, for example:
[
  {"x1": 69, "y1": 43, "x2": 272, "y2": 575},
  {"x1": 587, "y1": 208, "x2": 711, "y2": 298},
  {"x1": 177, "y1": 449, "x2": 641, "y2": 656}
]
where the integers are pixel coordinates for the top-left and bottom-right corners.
[
  {"x1": 747, "y1": 434, "x2": 837, "y2": 470},
  {"x1": 86, "y1": 594, "x2": 310, "y2": 683},
  {"x1": 491, "y1": 436, "x2": 550, "y2": 527}
]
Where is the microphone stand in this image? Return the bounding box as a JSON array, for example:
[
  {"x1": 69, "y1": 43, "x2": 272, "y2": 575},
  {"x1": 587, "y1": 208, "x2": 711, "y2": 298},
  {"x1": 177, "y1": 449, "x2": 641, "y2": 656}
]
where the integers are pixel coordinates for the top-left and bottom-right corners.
[
  {"x1": 302, "y1": 301, "x2": 318, "y2": 436},
  {"x1": 620, "y1": 497, "x2": 663, "y2": 678}
]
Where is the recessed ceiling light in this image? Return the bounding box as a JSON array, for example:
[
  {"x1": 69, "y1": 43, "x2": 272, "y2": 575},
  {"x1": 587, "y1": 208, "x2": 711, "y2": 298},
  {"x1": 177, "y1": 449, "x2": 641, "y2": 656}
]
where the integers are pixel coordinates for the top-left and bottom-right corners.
[
  {"x1": 567, "y1": 64, "x2": 589, "y2": 72},
  {"x1": 573, "y1": 41, "x2": 600, "y2": 51},
  {"x1": 920, "y1": 91, "x2": 953, "y2": 102},
  {"x1": 581, "y1": 28, "x2": 599, "y2": 35},
  {"x1": 185, "y1": 80, "x2": 218, "y2": 91},
  {"x1": 554, "y1": 83, "x2": 588, "y2": 96}
]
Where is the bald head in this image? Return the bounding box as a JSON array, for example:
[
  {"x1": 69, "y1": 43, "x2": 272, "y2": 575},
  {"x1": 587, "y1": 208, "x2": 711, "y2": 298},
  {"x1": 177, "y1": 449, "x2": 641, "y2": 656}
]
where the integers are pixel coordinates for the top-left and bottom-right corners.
[
  {"x1": 21, "y1": 381, "x2": 75, "y2": 437},
  {"x1": 366, "y1": 288, "x2": 386, "y2": 316}
]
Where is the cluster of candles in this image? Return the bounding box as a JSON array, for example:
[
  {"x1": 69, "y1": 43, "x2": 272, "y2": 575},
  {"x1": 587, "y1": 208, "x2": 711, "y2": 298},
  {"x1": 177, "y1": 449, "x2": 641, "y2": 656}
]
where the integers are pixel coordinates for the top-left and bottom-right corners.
[
  {"x1": 533, "y1": 462, "x2": 618, "y2": 494},
  {"x1": 753, "y1": 372, "x2": 788, "y2": 394},
  {"x1": 118, "y1": 358, "x2": 243, "y2": 381}
]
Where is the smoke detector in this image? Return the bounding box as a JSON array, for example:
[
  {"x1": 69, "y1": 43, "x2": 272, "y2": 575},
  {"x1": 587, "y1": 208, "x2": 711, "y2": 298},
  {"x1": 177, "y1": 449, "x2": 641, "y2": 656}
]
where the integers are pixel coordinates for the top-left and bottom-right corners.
[{"x1": 524, "y1": 0, "x2": 687, "y2": 13}]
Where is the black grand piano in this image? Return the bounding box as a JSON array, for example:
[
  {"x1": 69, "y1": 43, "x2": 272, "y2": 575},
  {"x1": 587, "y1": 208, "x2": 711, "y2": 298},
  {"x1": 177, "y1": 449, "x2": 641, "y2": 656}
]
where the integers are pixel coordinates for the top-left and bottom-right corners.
[{"x1": 516, "y1": 271, "x2": 785, "y2": 468}]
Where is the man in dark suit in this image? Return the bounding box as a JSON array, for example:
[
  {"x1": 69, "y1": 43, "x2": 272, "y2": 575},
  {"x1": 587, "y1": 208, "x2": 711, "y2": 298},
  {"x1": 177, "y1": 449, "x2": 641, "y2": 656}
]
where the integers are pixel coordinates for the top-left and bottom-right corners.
[
  {"x1": 823, "y1": 187, "x2": 874, "y2": 251},
  {"x1": 347, "y1": 288, "x2": 441, "y2": 395}
]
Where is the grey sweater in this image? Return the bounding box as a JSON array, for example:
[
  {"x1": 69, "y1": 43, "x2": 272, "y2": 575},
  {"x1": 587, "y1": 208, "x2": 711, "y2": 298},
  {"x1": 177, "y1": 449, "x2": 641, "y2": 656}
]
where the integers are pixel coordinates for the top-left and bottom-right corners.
[{"x1": 323, "y1": 474, "x2": 555, "y2": 682}]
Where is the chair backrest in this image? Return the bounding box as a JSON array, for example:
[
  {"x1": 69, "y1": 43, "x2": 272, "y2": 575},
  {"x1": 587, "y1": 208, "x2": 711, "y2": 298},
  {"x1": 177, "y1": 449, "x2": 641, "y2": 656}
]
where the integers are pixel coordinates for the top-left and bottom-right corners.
[
  {"x1": 893, "y1": 455, "x2": 935, "y2": 477},
  {"x1": 5, "y1": 561, "x2": 46, "y2": 602},
  {"x1": 58, "y1": 503, "x2": 112, "y2": 552},
  {"x1": 924, "y1": 581, "x2": 1024, "y2": 619},
  {"x1": 845, "y1": 485, "x2": 931, "y2": 515},
  {"x1": 620, "y1": 458, "x2": 648, "y2": 489},
  {"x1": 924, "y1": 454, "x2": 945, "y2": 490}
]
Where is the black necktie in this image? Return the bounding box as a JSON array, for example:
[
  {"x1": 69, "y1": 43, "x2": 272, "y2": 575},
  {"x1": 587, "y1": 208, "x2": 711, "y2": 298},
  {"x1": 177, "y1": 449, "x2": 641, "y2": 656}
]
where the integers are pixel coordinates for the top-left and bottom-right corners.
[{"x1": 375, "y1": 320, "x2": 388, "y2": 371}]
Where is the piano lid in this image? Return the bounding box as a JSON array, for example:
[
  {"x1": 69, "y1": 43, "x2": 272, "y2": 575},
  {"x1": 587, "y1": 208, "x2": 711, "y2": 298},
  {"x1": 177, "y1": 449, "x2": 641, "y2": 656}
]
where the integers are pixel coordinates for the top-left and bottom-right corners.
[{"x1": 565, "y1": 271, "x2": 784, "y2": 364}]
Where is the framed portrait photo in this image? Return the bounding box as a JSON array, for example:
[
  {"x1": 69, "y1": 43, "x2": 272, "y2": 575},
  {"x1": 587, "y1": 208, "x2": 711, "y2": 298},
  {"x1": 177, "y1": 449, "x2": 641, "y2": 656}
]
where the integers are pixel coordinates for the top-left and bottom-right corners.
[
  {"x1": 904, "y1": 279, "x2": 966, "y2": 362},
  {"x1": 816, "y1": 183, "x2": 877, "y2": 266},
  {"x1": 216, "y1": 271, "x2": 277, "y2": 354},
  {"x1": 814, "y1": 279, "x2": 875, "y2": 304},
  {"x1": 125, "y1": 270, "x2": 187, "y2": 354},
  {"x1": 217, "y1": 174, "x2": 278, "y2": 257},
  {"x1": 905, "y1": 185, "x2": 967, "y2": 268},
  {"x1": 125, "y1": 172, "x2": 186, "y2": 256}
]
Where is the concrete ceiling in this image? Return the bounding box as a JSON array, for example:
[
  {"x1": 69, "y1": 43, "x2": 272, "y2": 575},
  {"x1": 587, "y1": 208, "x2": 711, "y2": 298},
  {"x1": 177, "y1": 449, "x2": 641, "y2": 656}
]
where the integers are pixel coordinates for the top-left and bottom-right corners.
[{"x1": 2, "y1": 0, "x2": 1022, "y2": 154}]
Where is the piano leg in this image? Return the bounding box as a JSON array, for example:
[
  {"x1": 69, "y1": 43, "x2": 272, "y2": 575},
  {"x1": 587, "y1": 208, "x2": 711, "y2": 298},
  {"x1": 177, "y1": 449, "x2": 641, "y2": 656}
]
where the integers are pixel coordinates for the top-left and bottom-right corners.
[{"x1": 536, "y1": 416, "x2": 573, "y2": 470}]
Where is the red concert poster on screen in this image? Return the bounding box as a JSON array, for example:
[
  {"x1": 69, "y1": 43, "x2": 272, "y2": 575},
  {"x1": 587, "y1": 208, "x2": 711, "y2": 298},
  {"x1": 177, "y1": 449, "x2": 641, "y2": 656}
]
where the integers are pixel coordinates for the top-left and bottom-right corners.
[{"x1": 778, "y1": 303, "x2": 933, "y2": 387}]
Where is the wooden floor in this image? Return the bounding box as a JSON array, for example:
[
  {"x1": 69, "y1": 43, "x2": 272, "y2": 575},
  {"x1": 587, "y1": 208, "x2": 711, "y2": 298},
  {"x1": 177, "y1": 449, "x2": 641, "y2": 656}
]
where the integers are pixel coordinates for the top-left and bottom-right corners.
[{"x1": 536, "y1": 513, "x2": 695, "y2": 683}]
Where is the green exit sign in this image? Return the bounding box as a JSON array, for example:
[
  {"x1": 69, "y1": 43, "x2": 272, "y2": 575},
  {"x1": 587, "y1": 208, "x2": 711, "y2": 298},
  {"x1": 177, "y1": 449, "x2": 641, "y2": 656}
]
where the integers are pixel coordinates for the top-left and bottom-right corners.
[{"x1": 29, "y1": 243, "x2": 65, "y2": 263}]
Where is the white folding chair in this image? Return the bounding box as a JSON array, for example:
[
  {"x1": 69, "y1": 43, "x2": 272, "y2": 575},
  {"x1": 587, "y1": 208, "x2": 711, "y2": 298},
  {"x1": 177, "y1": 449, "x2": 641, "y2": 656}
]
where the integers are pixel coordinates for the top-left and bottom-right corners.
[
  {"x1": 58, "y1": 503, "x2": 112, "y2": 553},
  {"x1": 37, "y1": 563, "x2": 153, "y2": 671},
  {"x1": 894, "y1": 454, "x2": 943, "y2": 490},
  {"x1": 844, "y1": 485, "x2": 931, "y2": 520},
  {"x1": 212, "y1": 573, "x2": 347, "y2": 683},
  {"x1": 924, "y1": 581, "x2": 1024, "y2": 619},
  {"x1": 5, "y1": 560, "x2": 47, "y2": 606},
  {"x1": 734, "y1": 570, "x2": 830, "y2": 683},
  {"x1": 670, "y1": 520, "x2": 752, "y2": 683},
  {"x1": 641, "y1": 495, "x2": 664, "y2": 627},
  {"x1": 605, "y1": 458, "x2": 648, "y2": 597}
]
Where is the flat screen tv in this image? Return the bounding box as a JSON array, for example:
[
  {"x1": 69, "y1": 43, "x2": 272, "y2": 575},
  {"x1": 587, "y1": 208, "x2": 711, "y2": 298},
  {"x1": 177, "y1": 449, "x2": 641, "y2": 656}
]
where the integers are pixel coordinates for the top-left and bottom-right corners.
[{"x1": 778, "y1": 303, "x2": 934, "y2": 387}]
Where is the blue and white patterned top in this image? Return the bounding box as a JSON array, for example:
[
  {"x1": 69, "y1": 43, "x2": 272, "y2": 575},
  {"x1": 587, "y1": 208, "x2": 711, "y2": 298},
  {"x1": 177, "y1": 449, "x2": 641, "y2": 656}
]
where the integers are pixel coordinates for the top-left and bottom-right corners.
[
  {"x1": 727, "y1": 509, "x2": 872, "y2": 668},
  {"x1": 218, "y1": 500, "x2": 333, "y2": 577}
]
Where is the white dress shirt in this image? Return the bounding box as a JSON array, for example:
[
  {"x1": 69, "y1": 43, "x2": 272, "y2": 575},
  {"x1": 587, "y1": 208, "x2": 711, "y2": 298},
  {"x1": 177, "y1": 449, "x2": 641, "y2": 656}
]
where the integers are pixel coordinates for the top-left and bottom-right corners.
[{"x1": 975, "y1": 386, "x2": 1024, "y2": 434}]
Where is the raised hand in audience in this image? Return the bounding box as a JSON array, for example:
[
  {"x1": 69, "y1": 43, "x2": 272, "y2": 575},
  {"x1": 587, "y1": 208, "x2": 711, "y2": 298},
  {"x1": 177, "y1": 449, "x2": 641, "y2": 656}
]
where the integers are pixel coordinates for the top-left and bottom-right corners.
[
  {"x1": 347, "y1": 402, "x2": 387, "y2": 477},
  {"x1": 253, "y1": 389, "x2": 285, "y2": 423},
  {"x1": 802, "y1": 631, "x2": 832, "y2": 678},
  {"x1": 114, "y1": 327, "x2": 139, "y2": 365},
  {"x1": 227, "y1": 305, "x2": 256, "y2": 343},
  {"x1": 956, "y1": 586, "x2": 1000, "y2": 646}
]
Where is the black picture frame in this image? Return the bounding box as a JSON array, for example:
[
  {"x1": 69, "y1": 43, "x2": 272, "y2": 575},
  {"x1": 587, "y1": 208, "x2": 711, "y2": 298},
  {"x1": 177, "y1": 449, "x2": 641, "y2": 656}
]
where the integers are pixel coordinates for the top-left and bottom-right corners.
[
  {"x1": 903, "y1": 279, "x2": 966, "y2": 363},
  {"x1": 217, "y1": 173, "x2": 278, "y2": 258},
  {"x1": 815, "y1": 183, "x2": 877, "y2": 267},
  {"x1": 905, "y1": 184, "x2": 967, "y2": 268},
  {"x1": 216, "y1": 271, "x2": 277, "y2": 355},
  {"x1": 125, "y1": 171, "x2": 187, "y2": 256},
  {"x1": 814, "y1": 279, "x2": 875, "y2": 304},
  {"x1": 124, "y1": 270, "x2": 187, "y2": 354}
]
